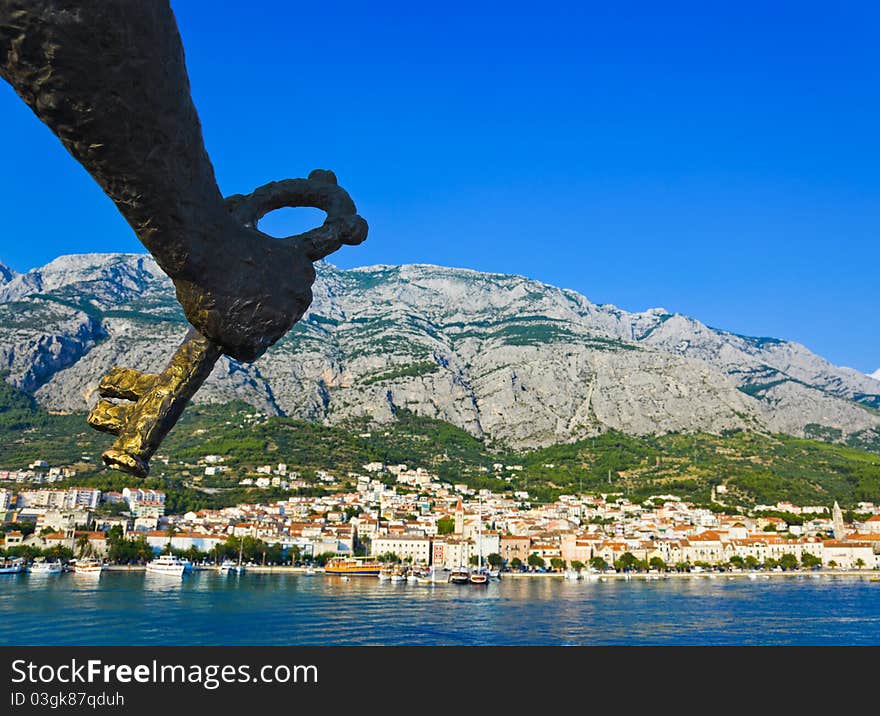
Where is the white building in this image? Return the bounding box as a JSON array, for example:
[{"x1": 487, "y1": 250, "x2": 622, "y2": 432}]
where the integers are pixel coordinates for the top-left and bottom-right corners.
[
  {"x1": 371, "y1": 535, "x2": 432, "y2": 564},
  {"x1": 16, "y1": 487, "x2": 101, "y2": 511}
]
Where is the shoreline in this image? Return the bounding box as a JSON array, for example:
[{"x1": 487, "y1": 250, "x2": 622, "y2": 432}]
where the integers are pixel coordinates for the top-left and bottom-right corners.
[
  {"x1": 502, "y1": 569, "x2": 880, "y2": 580},
  {"x1": 91, "y1": 564, "x2": 880, "y2": 580}
]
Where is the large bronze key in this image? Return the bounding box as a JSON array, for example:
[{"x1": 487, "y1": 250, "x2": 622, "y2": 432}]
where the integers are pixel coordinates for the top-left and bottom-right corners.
[
  {"x1": 1, "y1": 2, "x2": 368, "y2": 476},
  {"x1": 88, "y1": 329, "x2": 220, "y2": 478},
  {"x1": 83, "y1": 171, "x2": 367, "y2": 477}
]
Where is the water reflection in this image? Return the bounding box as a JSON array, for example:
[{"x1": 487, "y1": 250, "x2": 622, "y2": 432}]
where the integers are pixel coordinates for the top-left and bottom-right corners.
[{"x1": 1, "y1": 572, "x2": 878, "y2": 646}]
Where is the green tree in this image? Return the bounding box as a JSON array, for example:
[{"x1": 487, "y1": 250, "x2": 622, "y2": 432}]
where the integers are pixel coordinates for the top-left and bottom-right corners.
[
  {"x1": 510, "y1": 557, "x2": 523, "y2": 570},
  {"x1": 778, "y1": 553, "x2": 799, "y2": 571},
  {"x1": 855, "y1": 558, "x2": 866, "y2": 570},
  {"x1": 487, "y1": 553, "x2": 503, "y2": 568},
  {"x1": 744, "y1": 556, "x2": 760, "y2": 570},
  {"x1": 590, "y1": 556, "x2": 608, "y2": 571},
  {"x1": 729, "y1": 555, "x2": 745, "y2": 569},
  {"x1": 570, "y1": 560, "x2": 585, "y2": 572},
  {"x1": 527, "y1": 553, "x2": 545, "y2": 569},
  {"x1": 7, "y1": 545, "x2": 42, "y2": 561},
  {"x1": 312, "y1": 552, "x2": 337, "y2": 567},
  {"x1": 133, "y1": 536, "x2": 155, "y2": 562},
  {"x1": 614, "y1": 552, "x2": 640, "y2": 572},
  {"x1": 648, "y1": 556, "x2": 667, "y2": 572},
  {"x1": 75, "y1": 534, "x2": 92, "y2": 559},
  {"x1": 46, "y1": 544, "x2": 73, "y2": 561},
  {"x1": 437, "y1": 517, "x2": 456, "y2": 535},
  {"x1": 343, "y1": 506, "x2": 361, "y2": 522},
  {"x1": 550, "y1": 557, "x2": 565, "y2": 571},
  {"x1": 801, "y1": 552, "x2": 821, "y2": 568}
]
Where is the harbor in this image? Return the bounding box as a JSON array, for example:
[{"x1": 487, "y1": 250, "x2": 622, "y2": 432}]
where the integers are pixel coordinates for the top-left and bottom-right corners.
[{"x1": 2, "y1": 568, "x2": 879, "y2": 646}]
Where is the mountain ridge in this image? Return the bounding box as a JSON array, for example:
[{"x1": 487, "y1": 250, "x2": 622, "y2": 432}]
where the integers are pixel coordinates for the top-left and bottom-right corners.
[{"x1": 1, "y1": 252, "x2": 878, "y2": 451}]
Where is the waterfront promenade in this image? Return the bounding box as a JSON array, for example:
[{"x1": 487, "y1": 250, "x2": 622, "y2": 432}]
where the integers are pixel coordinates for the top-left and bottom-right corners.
[{"x1": 99, "y1": 564, "x2": 880, "y2": 580}]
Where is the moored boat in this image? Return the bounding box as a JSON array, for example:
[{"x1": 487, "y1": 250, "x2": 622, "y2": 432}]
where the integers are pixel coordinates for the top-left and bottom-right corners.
[
  {"x1": 145, "y1": 554, "x2": 187, "y2": 577},
  {"x1": 467, "y1": 495, "x2": 489, "y2": 586},
  {"x1": 0, "y1": 558, "x2": 25, "y2": 575},
  {"x1": 72, "y1": 558, "x2": 103, "y2": 576},
  {"x1": 449, "y1": 566, "x2": 470, "y2": 584},
  {"x1": 416, "y1": 566, "x2": 447, "y2": 584},
  {"x1": 469, "y1": 568, "x2": 489, "y2": 585},
  {"x1": 324, "y1": 558, "x2": 382, "y2": 577},
  {"x1": 219, "y1": 559, "x2": 245, "y2": 574},
  {"x1": 219, "y1": 541, "x2": 245, "y2": 574},
  {"x1": 28, "y1": 559, "x2": 63, "y2": 575}
]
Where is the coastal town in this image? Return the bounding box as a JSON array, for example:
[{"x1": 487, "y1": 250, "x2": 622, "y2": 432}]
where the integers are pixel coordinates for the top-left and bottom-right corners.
[{"x1": 2, "y1": 454, "x2": 880, "y2": 577}]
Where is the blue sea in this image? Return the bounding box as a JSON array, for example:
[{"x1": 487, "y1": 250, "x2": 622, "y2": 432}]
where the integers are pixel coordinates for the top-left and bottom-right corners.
[{"x1": 1, "y1": 572, "x2": 878, "y2": 645}]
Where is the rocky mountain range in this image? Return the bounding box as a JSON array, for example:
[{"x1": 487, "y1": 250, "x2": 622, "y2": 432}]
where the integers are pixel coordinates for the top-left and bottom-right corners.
[{"x1": 1, "y1": 253, "x2": 878, "y2": 450}]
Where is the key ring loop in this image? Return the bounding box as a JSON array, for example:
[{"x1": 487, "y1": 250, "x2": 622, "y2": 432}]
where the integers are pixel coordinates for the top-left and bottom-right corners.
[{"x1": 225, "y1": 169, "x2": 368, "y2": 261}]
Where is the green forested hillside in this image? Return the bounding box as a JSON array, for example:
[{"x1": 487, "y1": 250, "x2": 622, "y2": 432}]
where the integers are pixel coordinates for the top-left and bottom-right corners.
[{"x1": 1, "y1": 379, "x2": 879, "y2": 511}]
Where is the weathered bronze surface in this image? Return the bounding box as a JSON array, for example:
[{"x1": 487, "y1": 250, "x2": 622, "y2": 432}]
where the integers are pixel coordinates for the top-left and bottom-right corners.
[{"x1": 0, "y1": 1, "x2": 367, "y2": 476}]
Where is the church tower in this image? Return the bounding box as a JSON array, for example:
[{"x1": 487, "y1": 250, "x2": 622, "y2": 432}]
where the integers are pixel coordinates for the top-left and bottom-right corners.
[
  {"x1": 832, "y1": 501, "x2": 846, "y2": 540},
  {"x1": 454, "y1": 498, "x2": 464, "y2": 535}
]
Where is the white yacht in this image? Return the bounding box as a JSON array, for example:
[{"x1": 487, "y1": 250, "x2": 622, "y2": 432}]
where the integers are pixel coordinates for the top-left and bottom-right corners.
[
  {"x1": 416, "y1": 566, "x2": 447, "y2": 584},
  {"x1": 72, "y1": 558, "x2": 104, "y2": 576},
  {"x1": 219, "y1": 559, "x2": 245, "y2": 574},
  {"x1": 564, "y1": 569, "x2": 581, "y2": 581},
  {"x1": 28, "y1": 560, "x2": 63, "y2": 575},
  {"x1": 219, "y1": 542, "x2": 245, "y2": 574},
  {"x1": 146, "y1": 554, "x2": 189, "y2": 577}
]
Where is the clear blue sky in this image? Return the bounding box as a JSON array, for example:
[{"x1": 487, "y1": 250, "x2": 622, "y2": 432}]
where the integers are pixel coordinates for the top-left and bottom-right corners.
[{"x1": 0, "y1": 1, "x2": 877, "y2": 372}]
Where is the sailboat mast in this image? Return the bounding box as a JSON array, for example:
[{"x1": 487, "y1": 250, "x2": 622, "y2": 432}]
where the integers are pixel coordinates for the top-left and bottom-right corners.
[{"x1": 478, "y1": 495, "x2": 482, "y2": 569}]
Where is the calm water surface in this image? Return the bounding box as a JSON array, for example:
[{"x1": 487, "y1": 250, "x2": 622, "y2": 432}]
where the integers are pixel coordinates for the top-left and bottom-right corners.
[{"x1": 1, "y1": 572, "x2": 878, "y2": 645}]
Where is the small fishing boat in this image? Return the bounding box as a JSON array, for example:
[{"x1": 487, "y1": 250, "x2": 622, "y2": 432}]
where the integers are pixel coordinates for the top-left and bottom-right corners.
[
  {"x1": 28, "y1": 559, "x2": 64, "y2": 575},
  {"x1": 0, "y1": 558, "x2": 25, "y2": 575}
]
